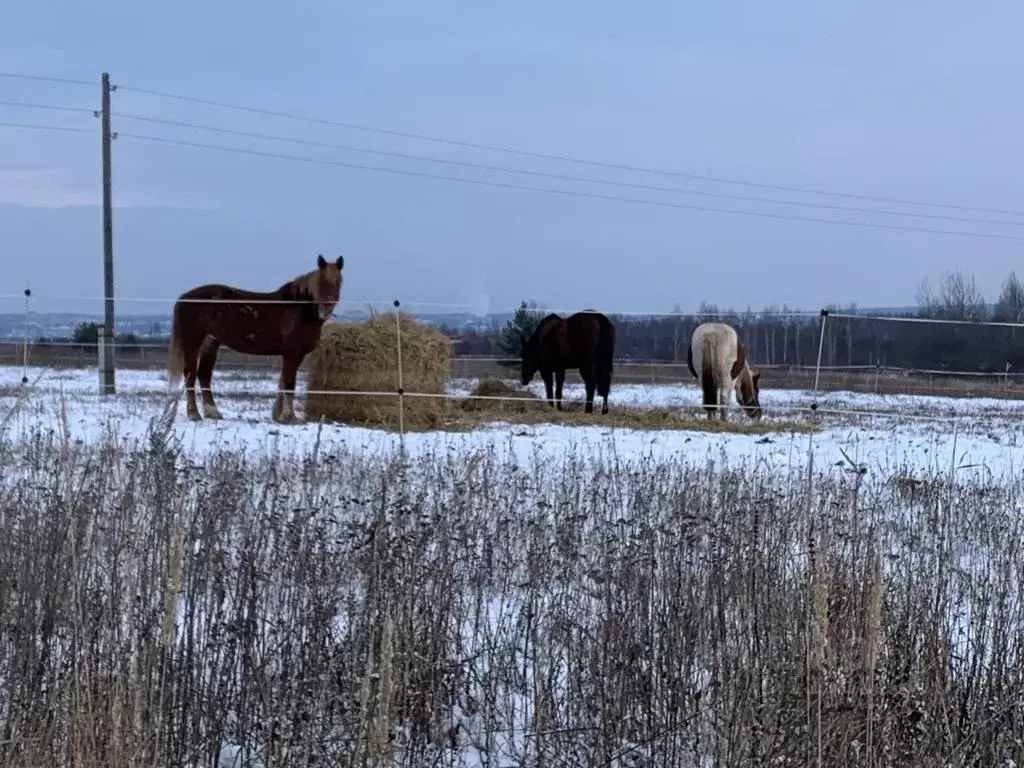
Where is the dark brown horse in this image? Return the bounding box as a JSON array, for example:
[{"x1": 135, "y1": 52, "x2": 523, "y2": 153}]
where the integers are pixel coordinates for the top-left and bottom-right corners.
[
  {"x1": 519, "y1": 310, "x2": 617, "y2": 414},
  {"x1": 166, "y1": 254, "x2": 344, "y2": 423}
]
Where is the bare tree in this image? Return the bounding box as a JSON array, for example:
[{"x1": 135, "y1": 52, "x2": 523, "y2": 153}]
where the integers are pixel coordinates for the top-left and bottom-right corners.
[
  {"x1": 845, "y1": 303, "x2": 858, "y2": 367},
  {"x1": 993, "y1": 271, "x2": 1024, "y2": 323},
  {"x1": 916, "y1": 270, "x2": 989, "y2": 321}
]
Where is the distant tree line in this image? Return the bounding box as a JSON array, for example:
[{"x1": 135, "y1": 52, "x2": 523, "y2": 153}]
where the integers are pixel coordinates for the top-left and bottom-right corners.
[
  {"x1": 20, "y1": 270, "x2": 1024, "y2": 375},
  {"x1": 450, "y1": 270, "x2": 1024, "y2": 374},
  {"x1": 71, "y1": 322, "x2": 140, "y2": 347}
]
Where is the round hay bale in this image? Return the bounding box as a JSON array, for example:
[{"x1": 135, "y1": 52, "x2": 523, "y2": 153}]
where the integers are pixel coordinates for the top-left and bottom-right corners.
[
  {"x1": 305, "y1": 313, "x2": 453, "y2": 429},
  {"x1": 460, "y1": 378, "x2": 539, "y2": 413}
]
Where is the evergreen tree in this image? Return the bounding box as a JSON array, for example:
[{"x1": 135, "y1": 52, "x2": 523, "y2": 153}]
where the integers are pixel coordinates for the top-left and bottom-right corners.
[
  {"x1": 72, "y1": 321, "x2": 99, "y2": 345},
  {"x1": 499, "y1": 300, "x2": 542, "y2": 357}
]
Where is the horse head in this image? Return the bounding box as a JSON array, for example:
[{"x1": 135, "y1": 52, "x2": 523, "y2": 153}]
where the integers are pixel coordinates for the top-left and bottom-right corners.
[
  {"x1": 731, "y1": 341, "x2": 763, "y2": 420},
  {"x1": 737, "y1": 368, "x2": 762, "y2": 420},
  {"x1": 313, "y1": 254, "x2": 345, "y2": 320}
]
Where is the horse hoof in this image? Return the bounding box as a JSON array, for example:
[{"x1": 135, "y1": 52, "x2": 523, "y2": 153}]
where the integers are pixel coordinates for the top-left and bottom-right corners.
[
  {"x1": 202, "y1": 406, "x2": 223, "y2": 420},
  {"x1": 187, "y1": 412, "x2": 202, "y2": 422}
]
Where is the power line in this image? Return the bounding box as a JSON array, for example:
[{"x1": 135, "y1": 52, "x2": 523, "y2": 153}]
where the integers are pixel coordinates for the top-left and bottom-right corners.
[
  {"x1": 828, "y1": 312, "x2": 1024, "y2": 329},
  {"x1": 0, "y1": 99, "x2": 96, "y2": 115},
  {"x1": 0, "y1": 291, "x2": 829, "y2": 317},
  {"x1": 109, "y1": 111, "x2": 1024, "y2": 229},
  {"x1": 114, "y1": 130, "x2": 1024, "y2": 242},
  {"x1": 0, "y1": 72, "x2": 94, "y2": 88},
  {"x1": 114, "y1": 81, "x2": 1024, "y2": 219},
  {"x1": 5, "y1": 115, "x2": 1024, "y2": 241},
  {"x1": 0, "y1": 121, "x2": 94, "y2": 135}
]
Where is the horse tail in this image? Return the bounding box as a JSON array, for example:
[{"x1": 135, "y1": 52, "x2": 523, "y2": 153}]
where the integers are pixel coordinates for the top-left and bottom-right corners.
[
  {"x1": 593, "y1": 313, "x2": 616, "y2": 397},
  {"x1": 699, "y1": 333, "x2": 718, "y2": 408},
  {"x1": 166, "y1": 299, "x2": 185, "y2": 390}
]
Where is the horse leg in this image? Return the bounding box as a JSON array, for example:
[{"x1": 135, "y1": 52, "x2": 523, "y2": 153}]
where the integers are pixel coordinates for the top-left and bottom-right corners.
[
  {"x1": 285, "y1": 355, "x2": 306, "y2": 422},
  {"x1": 718, "y1": 386, "x2": 729, "y2": 422},
  {"x1": 196, "y1": 336, "x2": 223, "y2": 420},
  {"x1": 581, "y1": 369, "x2": 596, "y2": 415},
  {"x1": 182, "y1": 343, "x2": 201, "y2": 422},
  {"x1": 554, "y1": 369, "x2": 566, "y2": 411},
  {"x1": 702, "y1": 379, "x2": 715, "y2": 420},
  {"x1": 541, "y1": 369, "x2": 555, "y2": 409},
  {"x1": 594, "y1": 362, "x2": 611, "y2": 415},
  {"x1": 274, "y1": 356, "x2": 301, "y2": 423}
]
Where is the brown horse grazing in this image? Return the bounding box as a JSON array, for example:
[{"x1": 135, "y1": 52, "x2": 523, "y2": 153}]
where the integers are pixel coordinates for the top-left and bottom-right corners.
[
  {"x1": 166, "y1": 254, "x2": 344, "y2": 423},
  {"x1": 686, "y1": 321, "x2": 762, "y2": 421},
  {"x1": 520, "y1": 310, "x2": 617, "y2": 414}
]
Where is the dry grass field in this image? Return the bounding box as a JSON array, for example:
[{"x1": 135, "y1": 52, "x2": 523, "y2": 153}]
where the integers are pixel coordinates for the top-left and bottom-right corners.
[{"x1": 2, "y1": 357, "x2": 1024, "y2": 765}]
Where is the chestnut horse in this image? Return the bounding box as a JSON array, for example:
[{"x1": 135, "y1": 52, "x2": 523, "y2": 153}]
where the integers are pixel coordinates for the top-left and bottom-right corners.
[
  {"x1": 166, "y1": 254, "x2": 344, "y2": 423},
  {"x1": 520, "y1": 310, "x2": 617, "y2": 414},
  {"x1": 686, "y1": 322, "x2": 762, "y2": 421}
]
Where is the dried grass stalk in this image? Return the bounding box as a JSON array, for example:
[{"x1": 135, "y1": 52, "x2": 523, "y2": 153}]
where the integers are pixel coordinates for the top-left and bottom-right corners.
[
  {"x1": 808, "y1": 533, "x2": 830, "y2": 675},
  {"x1": 863, "y1": 549, "x2": 884, "y2": 676}
]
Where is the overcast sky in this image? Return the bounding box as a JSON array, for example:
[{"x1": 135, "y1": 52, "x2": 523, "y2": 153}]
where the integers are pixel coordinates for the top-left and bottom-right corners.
[{"x1": 3, "y1": 0, "x2": 1024, "y2": 318}]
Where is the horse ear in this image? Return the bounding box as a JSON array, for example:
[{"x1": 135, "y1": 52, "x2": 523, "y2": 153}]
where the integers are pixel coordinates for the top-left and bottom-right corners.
[
  {"x1": 317, "y1": 254, "x2": 327, "y2": 269},
  {"x1": 335, "y1": 254, "x2": 344, "y2": 270}
]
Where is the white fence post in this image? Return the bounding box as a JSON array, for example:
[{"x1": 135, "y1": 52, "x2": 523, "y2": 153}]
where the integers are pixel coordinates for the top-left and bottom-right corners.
[
  {"x1": 21, "y1": 286, "x2": 30, "y2": 386},
  {"x1": 394, "y1": 299, "x2": 405, "y2": 436},
  {"x1": 97, "y1": 326, "x2": 108, "y2": 395}
]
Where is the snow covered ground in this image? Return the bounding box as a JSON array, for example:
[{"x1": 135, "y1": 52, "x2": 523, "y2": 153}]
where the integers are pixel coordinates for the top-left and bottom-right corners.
[
  {"x1": 3, "y1": 364, "x2": 1021, "y2": 766},
  {"x1": 2, "y1": 363, "x2": 1023, "y2": 480}
]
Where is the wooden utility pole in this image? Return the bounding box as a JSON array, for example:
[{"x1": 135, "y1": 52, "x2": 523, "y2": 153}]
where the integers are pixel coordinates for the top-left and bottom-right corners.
[{"x1": 100, "y1": 72, "x2": 115, "y2": 395}]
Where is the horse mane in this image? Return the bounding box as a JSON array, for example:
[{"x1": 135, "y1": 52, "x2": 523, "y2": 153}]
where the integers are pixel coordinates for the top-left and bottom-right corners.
[
  {"x1": 536, "y1": 313, "x2": 562, "y2": 332},
  {"x1": 730, "y1": 341, "x2": 748, "y2": 381},
  {"x1": 525, "y1": 313, "x2": 562, "y2": 348},
  {"x1": 277, "y1": 269, "x2": 319, "y2": 301}
]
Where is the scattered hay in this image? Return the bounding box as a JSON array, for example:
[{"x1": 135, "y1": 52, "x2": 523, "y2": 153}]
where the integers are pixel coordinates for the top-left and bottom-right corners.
[
  {"x1": 305, "y1": 313, "x2": 452, "y2": 429},
  {"x1": 455, "y1": 403, "x2": 816, "y2": 434},
  {"x1": 452, "y1": 383, "x2": 818, "y2": 435},
  {"x1": 459, "y1": 379, "x2": 540, "y2": 413}
]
